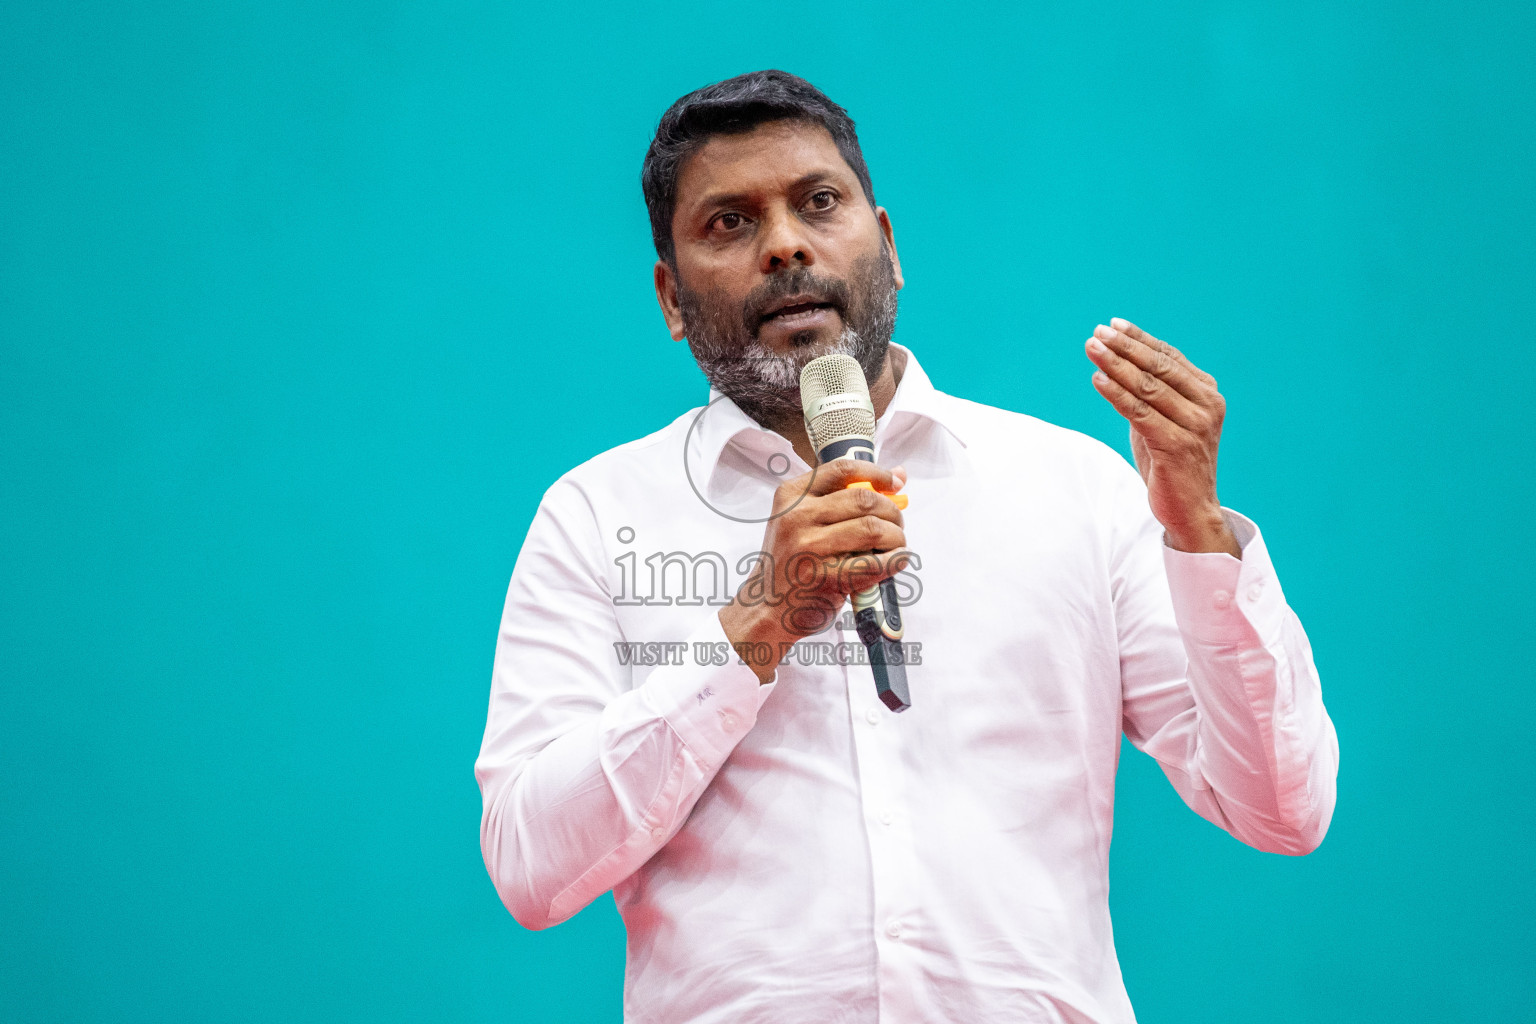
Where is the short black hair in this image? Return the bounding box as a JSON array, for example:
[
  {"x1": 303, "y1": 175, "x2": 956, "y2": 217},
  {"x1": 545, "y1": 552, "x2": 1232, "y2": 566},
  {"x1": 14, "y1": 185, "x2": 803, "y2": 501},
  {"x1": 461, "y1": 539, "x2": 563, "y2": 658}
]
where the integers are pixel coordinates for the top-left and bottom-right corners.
[{"x1": 641, "y1": 70, "x2": 877, "y2": 265}]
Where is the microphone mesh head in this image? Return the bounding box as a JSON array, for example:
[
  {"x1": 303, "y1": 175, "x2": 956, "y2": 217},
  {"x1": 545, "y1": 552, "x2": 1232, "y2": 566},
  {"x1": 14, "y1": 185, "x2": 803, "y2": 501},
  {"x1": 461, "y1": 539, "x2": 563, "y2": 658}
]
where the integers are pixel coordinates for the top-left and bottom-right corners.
[{"x1": 800, "y1": 354, "x2": 876, "y2": 451}]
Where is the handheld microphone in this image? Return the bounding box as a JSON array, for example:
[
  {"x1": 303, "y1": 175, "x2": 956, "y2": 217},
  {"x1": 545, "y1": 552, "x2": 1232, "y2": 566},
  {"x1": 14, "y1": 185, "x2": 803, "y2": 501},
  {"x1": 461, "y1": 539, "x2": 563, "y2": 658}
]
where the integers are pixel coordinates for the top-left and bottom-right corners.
[{"x1": 800, "y1": 354, "x2": 912, "y2": 713}]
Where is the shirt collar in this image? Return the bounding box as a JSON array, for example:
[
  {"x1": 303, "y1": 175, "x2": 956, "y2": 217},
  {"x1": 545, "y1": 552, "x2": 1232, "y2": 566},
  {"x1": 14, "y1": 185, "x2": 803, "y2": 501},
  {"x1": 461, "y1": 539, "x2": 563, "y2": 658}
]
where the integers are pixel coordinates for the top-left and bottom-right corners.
[{"x1": 687, "y1": 343, "x2": 968, "y2": 483}]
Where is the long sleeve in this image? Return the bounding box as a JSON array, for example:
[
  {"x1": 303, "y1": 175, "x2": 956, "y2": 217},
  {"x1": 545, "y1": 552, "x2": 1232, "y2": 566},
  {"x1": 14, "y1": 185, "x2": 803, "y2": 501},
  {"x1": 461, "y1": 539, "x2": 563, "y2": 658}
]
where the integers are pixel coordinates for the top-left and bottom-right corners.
[
  {"x1": 474, "y1": 477, "x2": 773, "y2": 930},
  {"x1": 1113, "y1": 465, "x2": 1339, "y2": 855}
]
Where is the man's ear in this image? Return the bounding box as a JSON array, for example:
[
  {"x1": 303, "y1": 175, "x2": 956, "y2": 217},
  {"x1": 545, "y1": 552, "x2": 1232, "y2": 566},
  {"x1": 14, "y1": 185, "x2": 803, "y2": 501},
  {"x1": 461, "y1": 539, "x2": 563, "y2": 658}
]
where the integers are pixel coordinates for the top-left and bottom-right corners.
[
  {"x1": 876, "y1": 207, "x2": 905, "y2": 291},
  {"x1": 654, "y1": 259, "x2": 687, "y2": 341}
]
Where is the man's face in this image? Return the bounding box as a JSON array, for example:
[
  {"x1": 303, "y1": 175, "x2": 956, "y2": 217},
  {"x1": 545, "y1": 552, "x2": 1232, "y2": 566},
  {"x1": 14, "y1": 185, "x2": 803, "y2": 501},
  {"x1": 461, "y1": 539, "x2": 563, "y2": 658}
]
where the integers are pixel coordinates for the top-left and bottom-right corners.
[{"x1": 655, "y1": 119, "x2": 904, "y2": 421}]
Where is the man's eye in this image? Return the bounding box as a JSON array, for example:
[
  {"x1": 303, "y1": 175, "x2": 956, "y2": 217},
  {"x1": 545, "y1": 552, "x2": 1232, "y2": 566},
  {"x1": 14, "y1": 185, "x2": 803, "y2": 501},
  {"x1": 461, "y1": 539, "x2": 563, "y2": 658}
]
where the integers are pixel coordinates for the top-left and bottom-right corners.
[
  {"x1": 806, "y1": 191, "x2": 837, "y2": 211},
  {"x1": 712, "y1": 212, "x2": 746, "y2": 231}
]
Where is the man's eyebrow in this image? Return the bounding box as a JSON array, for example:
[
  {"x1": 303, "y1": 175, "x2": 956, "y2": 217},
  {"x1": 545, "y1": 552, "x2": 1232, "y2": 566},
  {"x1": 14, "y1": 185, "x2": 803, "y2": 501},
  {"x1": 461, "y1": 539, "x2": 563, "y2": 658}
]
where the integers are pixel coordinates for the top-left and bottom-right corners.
[
  {"x1": 694, "y1": 189, "x2": 752, "y2": 212},
  {"x1": 692, "y1": 170, "x2": 845, "y2": 214}
]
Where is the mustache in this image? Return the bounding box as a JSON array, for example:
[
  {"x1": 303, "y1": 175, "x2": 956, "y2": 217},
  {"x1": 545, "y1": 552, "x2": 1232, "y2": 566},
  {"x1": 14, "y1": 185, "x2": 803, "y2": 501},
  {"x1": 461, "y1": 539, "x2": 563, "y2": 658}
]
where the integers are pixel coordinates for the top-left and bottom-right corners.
[{"x1": 743, "y1": 269, "x2": 852, "y2": 333}]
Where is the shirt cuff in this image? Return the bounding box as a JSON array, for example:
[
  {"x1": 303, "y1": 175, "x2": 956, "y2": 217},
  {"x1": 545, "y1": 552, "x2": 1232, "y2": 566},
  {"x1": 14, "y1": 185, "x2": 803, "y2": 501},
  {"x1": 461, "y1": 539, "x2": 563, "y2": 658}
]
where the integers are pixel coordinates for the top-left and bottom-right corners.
[
  {"x1": 1162, "y1": 508, "x2": 1289, "y2": 644},
  {"x1": 639, "y1": 610, "x2": 778, "y2": 770}
]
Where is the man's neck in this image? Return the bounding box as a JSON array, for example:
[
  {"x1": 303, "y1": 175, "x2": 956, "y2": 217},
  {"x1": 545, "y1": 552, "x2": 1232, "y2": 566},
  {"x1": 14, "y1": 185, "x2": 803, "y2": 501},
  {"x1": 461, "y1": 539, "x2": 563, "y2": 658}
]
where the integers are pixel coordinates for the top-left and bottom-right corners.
[{"x1": 760, "y1": 346, "x2": 908, "y2": 469}]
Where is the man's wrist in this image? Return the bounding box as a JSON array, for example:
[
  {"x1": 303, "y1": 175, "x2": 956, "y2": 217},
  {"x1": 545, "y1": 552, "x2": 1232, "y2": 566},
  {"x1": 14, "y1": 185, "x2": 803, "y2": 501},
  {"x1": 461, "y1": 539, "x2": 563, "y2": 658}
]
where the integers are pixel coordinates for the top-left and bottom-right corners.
[
  {"x1": 1163, "y1": 506, "x2": 1243, "y2": 558},
  {"x1": 717, "y1": 602, "x2": 789, "y2": 684}
]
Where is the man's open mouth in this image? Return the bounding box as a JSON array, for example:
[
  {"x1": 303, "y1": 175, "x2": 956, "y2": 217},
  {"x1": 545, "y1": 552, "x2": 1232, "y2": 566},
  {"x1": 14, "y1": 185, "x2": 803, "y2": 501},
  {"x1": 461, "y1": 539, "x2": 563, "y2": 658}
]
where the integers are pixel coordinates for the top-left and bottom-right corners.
[{"x1": 761, "y1": 298, "x2": 837, "y2": 323}]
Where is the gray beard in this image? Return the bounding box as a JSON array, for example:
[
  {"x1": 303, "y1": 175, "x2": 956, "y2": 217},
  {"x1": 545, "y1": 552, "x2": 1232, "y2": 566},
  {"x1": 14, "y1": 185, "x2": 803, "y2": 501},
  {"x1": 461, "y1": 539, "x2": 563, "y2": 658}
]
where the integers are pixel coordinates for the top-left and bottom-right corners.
[
  {"x1": 679, "y1": 246, "x2": 899, "y2": 425},
  {"x1": 691, "y1": 321, "x2": 884, "y2": 420}
]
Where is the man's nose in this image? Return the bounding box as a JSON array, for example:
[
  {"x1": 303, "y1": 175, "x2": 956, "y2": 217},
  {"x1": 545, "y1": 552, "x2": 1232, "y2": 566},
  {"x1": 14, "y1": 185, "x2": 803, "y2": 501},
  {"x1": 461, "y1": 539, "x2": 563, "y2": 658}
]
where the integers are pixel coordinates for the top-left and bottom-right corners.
[{"x1": 758, "y1": 206, "x2": 815, "y2": 273}]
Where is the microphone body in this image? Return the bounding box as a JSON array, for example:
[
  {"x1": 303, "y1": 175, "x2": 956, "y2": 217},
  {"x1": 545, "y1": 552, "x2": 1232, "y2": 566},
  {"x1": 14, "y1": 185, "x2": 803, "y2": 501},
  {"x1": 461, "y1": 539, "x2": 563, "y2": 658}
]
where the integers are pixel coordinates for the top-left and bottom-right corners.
[{"x1": 800, "y1": 355, "x2": 912, "y2": 713}]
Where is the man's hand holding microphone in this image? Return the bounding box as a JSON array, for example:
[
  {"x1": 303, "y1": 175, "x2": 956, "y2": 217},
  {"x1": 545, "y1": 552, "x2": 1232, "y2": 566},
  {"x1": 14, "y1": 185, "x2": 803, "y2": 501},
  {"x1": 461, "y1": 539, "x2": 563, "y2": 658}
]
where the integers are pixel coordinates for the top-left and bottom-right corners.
[{"x1": 717, "y1": 458, "x2": 910, "y2": 686}]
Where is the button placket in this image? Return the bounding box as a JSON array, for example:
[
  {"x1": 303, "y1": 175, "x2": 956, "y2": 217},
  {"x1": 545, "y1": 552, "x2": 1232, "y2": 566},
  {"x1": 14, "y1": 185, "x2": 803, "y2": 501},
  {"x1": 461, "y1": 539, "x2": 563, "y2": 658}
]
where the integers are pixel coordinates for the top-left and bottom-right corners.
[{"x1": 842, "y1": 657, "x2": 913, "y2": 987}]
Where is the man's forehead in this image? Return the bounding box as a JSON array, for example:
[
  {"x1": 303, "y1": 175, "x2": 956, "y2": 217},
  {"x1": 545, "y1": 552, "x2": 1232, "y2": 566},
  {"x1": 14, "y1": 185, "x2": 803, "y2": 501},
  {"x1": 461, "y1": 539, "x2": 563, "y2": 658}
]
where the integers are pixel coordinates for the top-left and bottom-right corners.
[{"x1": 675, "y1": 120, "x2": 854, "y2": 209}]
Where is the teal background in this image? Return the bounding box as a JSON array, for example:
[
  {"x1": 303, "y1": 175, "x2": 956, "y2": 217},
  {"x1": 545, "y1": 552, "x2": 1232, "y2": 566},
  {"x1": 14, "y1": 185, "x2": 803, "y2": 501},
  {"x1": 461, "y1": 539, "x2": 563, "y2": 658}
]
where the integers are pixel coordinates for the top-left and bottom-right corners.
[{"x1": 3, "y1": 1, "x2": 1532, "y2": 1020}]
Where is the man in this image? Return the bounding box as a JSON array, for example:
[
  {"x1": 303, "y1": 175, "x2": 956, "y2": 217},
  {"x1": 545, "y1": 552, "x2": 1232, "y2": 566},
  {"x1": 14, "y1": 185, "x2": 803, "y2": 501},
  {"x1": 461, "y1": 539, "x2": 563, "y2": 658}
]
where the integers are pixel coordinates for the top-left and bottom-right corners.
[{"x1": 476, "y1": 70, "x2": 1338, "y2": 1023}]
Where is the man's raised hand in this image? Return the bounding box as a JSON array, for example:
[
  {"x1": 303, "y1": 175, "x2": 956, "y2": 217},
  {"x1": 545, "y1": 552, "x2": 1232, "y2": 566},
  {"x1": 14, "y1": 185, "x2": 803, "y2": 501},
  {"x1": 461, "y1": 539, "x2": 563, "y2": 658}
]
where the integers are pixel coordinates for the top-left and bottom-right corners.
[{"x1": 1085, "y1": 317, "x2": 1241, "y2": 558}]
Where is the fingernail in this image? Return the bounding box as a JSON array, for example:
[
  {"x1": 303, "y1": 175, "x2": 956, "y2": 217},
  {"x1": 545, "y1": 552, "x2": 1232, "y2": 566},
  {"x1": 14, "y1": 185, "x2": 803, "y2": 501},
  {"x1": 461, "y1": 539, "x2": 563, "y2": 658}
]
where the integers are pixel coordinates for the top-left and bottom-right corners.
[
  {"x1": 1093, "y1": 371, "x2": 1109, "y2": 385},
  {"x1": 1110, "y1": 317, "x2": 1129, "y2": 330},
  {"x1": 1087, "y1": 338, "x2": 1105, "y2": 354}
]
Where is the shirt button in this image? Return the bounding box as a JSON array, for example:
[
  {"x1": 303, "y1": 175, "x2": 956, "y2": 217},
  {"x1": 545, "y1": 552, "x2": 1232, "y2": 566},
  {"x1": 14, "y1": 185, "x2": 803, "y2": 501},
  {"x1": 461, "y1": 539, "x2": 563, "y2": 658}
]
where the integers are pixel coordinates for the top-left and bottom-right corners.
[
  {"x1": 885, "y1": 919, "x2": 903, "y2": 940},
  {"x1": 865, "y1": 708, "x2": 881, "y2": 725},
  {"x1": 1213, "y1": 589, "x2": 1232, "y2": 610},
  {"x1": 720, "y1": 713, "x2": 738, "y2": 732},
  {"x1": 651, "y1": 827, "x2": 664, "y2": 840},
  {"x1": 1247, "y1": 581, "x2": 1265, "y2": 602}
]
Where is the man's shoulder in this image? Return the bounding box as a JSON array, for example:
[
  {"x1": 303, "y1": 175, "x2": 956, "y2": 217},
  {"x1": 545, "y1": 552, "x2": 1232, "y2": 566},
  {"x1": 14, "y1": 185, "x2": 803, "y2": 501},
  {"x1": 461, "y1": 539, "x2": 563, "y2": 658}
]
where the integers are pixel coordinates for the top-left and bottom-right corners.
[{"x1": 540, "y1": 406, "x2": 699, "y2": 502}]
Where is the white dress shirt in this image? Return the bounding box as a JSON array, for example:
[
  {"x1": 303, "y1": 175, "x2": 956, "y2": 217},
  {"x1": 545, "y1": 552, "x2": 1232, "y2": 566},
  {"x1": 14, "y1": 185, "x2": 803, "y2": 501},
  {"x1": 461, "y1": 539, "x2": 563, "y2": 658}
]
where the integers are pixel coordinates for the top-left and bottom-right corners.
[{"x1": 475, "y1": 343, "x2": 1339, "y2": 1024}]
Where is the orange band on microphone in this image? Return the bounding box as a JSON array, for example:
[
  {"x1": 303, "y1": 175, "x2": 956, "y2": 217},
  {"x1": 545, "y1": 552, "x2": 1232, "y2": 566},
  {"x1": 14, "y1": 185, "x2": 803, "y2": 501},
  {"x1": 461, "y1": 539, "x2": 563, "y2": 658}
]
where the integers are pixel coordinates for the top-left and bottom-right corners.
[{"x1": 844, "y1": 480, "x2": 909, "y2": 510}]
